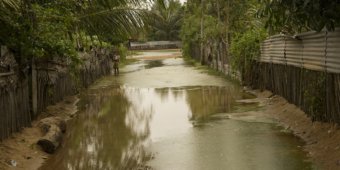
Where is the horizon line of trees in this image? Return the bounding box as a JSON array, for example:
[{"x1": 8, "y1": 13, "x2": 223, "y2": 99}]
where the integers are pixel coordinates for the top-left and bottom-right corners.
[{"x1": 1, "y1": 0, "x2": 339, "y2": 66}]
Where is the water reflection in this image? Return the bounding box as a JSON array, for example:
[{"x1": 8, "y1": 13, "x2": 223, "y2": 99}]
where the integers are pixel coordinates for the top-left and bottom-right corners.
[
  {"x1": 184, "y1": 86, "x2": 237, "y2": 121},
  {"x1": 40, "y1": 85, "x2": 312, "y2": 170},
  {"x1": 39, "y1": 87, "x2": 151, "y2": 170},
  {"x1": 145, "y1": 60, "x2": 164, "y2": 69}
]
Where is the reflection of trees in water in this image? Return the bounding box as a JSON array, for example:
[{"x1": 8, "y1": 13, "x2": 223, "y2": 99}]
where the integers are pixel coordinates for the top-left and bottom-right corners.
[
  {"x1": 155, "y1": 88, "x2": 170, "y2": 102},
  {"x1": 121, "y1": 88, "x2": 154, "y2": 168},
  {"x1": 185, "y1": 86, "x2": 237, "y2": 121},
  {"x1": 124, "y1": 88, "x2": 153, "y2": 139},
  {"x1": 41, "y1": 87, "x2": 153, "y2": 170},
  {"x1": 171, "y1": 87, "x2": 187, "y2": 101},
  {"x1": 154, "y1": 86, "x2": 238, "y2": 121},
  {"x1": 154, "y1": 87, "x2": 185, "y2": 102},
  {"x1": 145, "y1": 60, "x2": 164, "y2": 69},
  {"x1": 41, "y1": 86, "x2": 240, "y2": 169}
]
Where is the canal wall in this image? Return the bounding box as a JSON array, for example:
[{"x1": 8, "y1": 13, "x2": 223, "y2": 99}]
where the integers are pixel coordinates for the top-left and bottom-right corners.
[
  {"x1": 0, "y1": 47, "x2": 113, "y2": 140},
  {"x1": 247, "y1": 28, "x2": 340, "y2": 123}
]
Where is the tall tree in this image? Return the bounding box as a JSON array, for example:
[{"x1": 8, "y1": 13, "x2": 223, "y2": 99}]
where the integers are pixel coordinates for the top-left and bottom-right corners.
[
  {"x1": 0, "y1": 0, "x2": 149, "y2": 62},
  {"x1": 146, "y1": 0, "x2": 184, "y2": 41},
  {"x1": 258, "y1": 0, "x2": 340, "y2": 34}
]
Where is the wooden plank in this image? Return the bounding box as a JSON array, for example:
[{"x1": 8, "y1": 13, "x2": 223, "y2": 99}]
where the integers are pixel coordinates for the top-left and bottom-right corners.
[{"x1": 0, "y1": 72, "x2": 15, "y2": 77}]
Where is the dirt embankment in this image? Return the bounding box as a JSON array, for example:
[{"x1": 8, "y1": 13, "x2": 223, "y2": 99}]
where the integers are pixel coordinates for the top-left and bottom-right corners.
[
  {"x1": 0, "y1": 96, "x2": 79, "y2": 170},
  {"x1": 254, "y1": 90, "x2": 340, "y2": 170}
]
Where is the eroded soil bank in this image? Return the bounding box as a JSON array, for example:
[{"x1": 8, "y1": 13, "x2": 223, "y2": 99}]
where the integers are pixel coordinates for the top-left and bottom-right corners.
[
  {"x1": 254, "y1": 90, "x2": 340, "y2": 170},
  {"x1": 0, "y1": 96, "x2": 79, "y2": 170}
]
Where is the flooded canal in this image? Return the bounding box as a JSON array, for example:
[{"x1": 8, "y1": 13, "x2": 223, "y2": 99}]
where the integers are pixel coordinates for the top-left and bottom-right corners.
[{"x1": 40, "y1": 52, "x2": 313, "y2": 170}]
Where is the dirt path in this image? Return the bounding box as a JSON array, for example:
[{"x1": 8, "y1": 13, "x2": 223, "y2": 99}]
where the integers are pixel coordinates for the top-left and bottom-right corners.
[{"x1": 0, "y1": 96, "x2": 79, "y2": 170}]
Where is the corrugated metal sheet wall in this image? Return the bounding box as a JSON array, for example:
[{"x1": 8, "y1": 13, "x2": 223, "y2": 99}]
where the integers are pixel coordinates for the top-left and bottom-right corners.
[
  {"x1": 252, "y1": 28, "x2": 340, "y2": 123},
  {"x1": 259, "y1": 28, "x2": 340, "y2": 73}
]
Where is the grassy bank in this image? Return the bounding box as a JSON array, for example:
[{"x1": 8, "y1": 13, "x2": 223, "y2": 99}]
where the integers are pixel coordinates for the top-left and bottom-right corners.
[{"x1": 183, "y1": 57, "x2": 241, "y2": 85}]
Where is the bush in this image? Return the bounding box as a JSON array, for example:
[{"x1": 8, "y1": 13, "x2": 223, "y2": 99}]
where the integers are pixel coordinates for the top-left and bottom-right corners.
[
  {"x1": 117, "y1": 43, "x2": 128, "y2": 62},
  {"x1": 230, "y1": 28, "x2": 267, "y2": 79}
]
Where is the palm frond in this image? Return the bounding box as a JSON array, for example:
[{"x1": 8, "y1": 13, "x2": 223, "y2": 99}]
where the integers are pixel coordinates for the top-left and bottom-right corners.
[
  {"x1": 0, "y1": 0, "x2": 19, "y2": 9},
  {"x1": 73, "y1": 0, "x2": 151, "y2": 42}
]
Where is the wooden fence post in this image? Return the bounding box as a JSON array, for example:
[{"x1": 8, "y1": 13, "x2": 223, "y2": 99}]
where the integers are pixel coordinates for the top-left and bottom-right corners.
[{"x1": 32, "y1": 58, "x2": 38, "y2": 117}]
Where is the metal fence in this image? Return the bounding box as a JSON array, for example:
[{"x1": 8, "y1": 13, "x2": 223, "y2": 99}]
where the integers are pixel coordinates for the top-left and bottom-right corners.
[
  {"x1": 259, "y1": 28, "x2": 340, "y2": 73},
  {"x1": 129, "y1": 41, "x2": 182, "y2": 50},
  {"x1": 252, "y1": 28, "x2": 340, "y2": 123}
]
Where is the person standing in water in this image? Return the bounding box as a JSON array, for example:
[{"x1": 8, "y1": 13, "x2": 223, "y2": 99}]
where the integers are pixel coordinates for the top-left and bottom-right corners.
[{"x1": 113, "y1": 51, "x2": 120, "y2": 75}]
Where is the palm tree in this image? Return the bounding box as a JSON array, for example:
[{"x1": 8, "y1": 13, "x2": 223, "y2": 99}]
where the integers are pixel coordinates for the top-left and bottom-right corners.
[
  {"x1": 147, "y1": 0, "x2": 184, "y2": 41},
  {"x1": 75, "y1": 0, "x2": 147, "y2": 41},
  {"x1": 0, "y1": 0, "x2": 151, "y2": 54},
  {"x1": 0, "y1": 0, "x2": 18, "y2": 8}
]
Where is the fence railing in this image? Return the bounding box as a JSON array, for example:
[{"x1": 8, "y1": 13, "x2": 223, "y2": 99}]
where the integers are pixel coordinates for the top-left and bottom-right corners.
[
  {"x1": 129, "y1": 41, "x2": 182, "y2": 50},
  {"x1": 259, "y1": 28, "x2": 340, "y2": 73}
]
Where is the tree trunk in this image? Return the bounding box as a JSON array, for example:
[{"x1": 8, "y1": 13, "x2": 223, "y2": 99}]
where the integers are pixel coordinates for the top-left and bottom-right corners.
[
  {"x1": 37, "y1": 117, "x2": 66, "y2": 154},
  {"x1": 37, "y1": 124, "x2": 62, "y2": 154},
  {"x1": 200, "y1": 0, "x2": 205, "y2": 65}
]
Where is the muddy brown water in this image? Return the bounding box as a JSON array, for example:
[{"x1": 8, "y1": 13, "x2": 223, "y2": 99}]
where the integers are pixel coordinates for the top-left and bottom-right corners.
[{"x1": 39, "y1": 56, "x2": 314, "y2": 170}]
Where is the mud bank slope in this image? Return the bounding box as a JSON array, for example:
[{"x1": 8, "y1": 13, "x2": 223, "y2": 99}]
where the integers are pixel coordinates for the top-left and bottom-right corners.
[
  {"x1": 0, "y1": 96, "x2": 79, "y2": 170},
  {"x1": 254, "y1": 90, "x2": 340, "y2": 170}
]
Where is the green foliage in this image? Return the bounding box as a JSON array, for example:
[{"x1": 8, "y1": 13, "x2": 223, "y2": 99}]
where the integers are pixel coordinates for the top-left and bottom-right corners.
[
  {"x1": 258, "y1": 0, "x2": 340, "y2": 33},
  {"x1": 201, "y1": 15, "x2": 224, "y2": 40},
  {"x1": 117, "y1": 43, "x2": 128, "y2": 62},
  {"x1": 180, "y1": 0, "x2": 262, "y2": 65},
  {"x1": 30, "y1": 4, "x2": 76, "y2": 58},
  {"x1": 0, "y1": 0, "x2": 148, "y2": 66},
  {"x1": 181, "y1": 0, "x2": 340, "y2": 71},
  {"x1": 146, "y1": 0, "x2": 184, "y2": 41},
  {"x1": 230, "y1": 28, "x2": 267, "y2": 73},
  {"x1": 180, "y1": 11, "x2": 224, "y2": 57},
  {"x1": 180, "y1": 12, "x2": 201, "y2": 57},
  {"x1": 1, "y1": 1, "x2": 78, "y2": 60},
  {"x1": 75, "y1": 33, "x2": 112, "y2": 51},
  {"x1": 303, "y1": 71, "x2": 326, "y2": 120}
]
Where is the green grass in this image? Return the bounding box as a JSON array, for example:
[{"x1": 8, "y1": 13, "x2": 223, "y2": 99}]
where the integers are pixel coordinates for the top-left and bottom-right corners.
[
  {"x1": 127, "y1": 50, "x2": 141, "y2": 56},
  {"x1": 183, "y1": 57, "x2": 200, "y2": 66},
  {"x1": 119, "y1": 58, "x2": 138, "y2": 67},
  {"x1": 184, "y1": 56, "x2": 241, "y2": 85}
]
